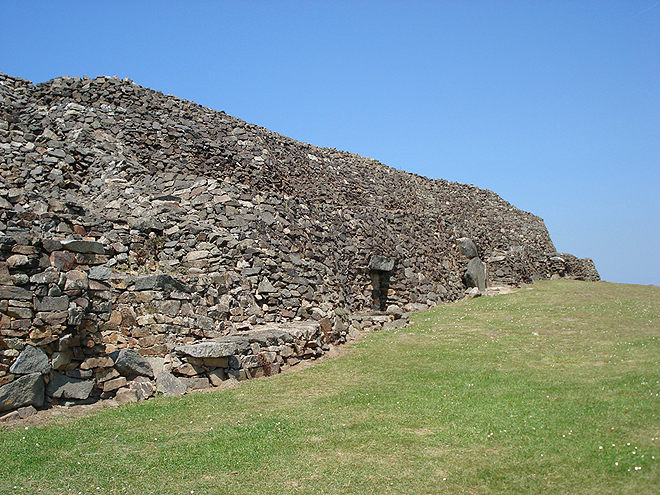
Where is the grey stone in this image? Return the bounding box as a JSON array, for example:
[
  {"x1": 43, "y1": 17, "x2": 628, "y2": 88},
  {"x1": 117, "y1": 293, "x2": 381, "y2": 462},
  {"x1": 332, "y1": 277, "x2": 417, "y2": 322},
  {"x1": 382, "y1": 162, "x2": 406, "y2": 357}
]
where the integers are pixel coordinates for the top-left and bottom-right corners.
[
  {"x1": 88, "y1": 265, "x2": 113, "y2": 281},
  {"x1": 369, "y1": 255, "x2": 394, "y2": 272},
  {"x1": 175, "y1": 342, "x2": 239, "y2": 359},
  {"x1": 134, "y1": 274, "x2": 191, "y2": 293},
  {"x1": 9, "y1": 345, "x2": 51, "y2": 375},
  {"x1": 61, "y1": 239, "x2": 105, "y2": 254},
  {"x1": 463, "y1": 257, "x2": 487, "y2": 291},
  {"x1": 51, "y1": 351, "x2": 72, "y2": 370},
  {"x1": 115, "y1": 349, "x2": 154, "y2": 378},
  {"x1": 132, "y1": 217, "x2": 165, "y2": 233},
  {"x1": 257, "y1": 277, "x2": 277, "y2": 293},
  {"x1": 0, "y1": 286, "x2": 32, "y2": 301},
  {"x1": 457, "y1": 238, "x2": 478, "y2": 259},
  {"x1": 382, "y1": 318, "x2": 408, "y2": 331},
  {"x1": 30, "y1": 267, "x2": 61, "y2": 284},
  {"x1": 17, "y1": 405, "x2": 37, "y2": 418},
  {"x1": 34, "y1": 296, "x2": 69, "y2": 312},
  {"x1": 46, "y1": 372, "x2": 94, "y2": 400},
  {"x1": 156, "y1": 370, "x2": 187, "y2": 397},
  {"x1": 0, "y1": 373, "x2": 45, "y2": 412}
]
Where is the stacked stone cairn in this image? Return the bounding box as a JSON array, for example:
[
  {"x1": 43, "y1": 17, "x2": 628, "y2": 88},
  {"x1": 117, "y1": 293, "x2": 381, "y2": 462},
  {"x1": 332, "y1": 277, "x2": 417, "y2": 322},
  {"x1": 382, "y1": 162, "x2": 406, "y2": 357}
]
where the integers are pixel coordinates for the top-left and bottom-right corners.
[{"x1": 0, "y1": 72, "x2": 599, "y2": 418}]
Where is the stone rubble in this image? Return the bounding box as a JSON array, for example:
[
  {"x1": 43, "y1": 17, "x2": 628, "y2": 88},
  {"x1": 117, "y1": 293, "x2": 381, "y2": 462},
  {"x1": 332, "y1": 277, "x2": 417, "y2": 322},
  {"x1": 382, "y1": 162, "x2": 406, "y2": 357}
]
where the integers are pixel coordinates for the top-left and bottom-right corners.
[{"x1": 0, "y1": 72, "x2": 599, "y2": 417}]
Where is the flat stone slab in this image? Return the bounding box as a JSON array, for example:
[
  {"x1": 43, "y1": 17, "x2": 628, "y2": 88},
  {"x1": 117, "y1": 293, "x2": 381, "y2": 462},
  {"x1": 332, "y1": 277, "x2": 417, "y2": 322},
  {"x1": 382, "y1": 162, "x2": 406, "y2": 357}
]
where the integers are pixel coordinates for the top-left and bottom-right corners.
[
  {"x1": 262, "y1": 321, "x2": 320, "y2": 340},
  {"x1": 46, "y1": 372, "x2": 94, "y2": 400},
  {"x1": 0, "y1": 286, "x2": 32, "y2": 301},
  {"x1": 134, "y1": 274, "x2": 191, "y2": 293},
  {"x1": 61, "y1": 239, "x2": 105, "y2": 254},
  {"x1": 175, "y1": 341, "x2": 240, "y2": 359}
]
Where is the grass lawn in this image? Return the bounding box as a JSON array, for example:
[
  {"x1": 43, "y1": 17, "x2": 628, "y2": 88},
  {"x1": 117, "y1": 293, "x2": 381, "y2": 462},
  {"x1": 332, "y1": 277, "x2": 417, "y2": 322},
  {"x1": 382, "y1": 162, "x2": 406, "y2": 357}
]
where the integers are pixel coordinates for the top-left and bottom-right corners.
[{"x1": 1, "y1": 280, "x2": 659, "y2": 494}]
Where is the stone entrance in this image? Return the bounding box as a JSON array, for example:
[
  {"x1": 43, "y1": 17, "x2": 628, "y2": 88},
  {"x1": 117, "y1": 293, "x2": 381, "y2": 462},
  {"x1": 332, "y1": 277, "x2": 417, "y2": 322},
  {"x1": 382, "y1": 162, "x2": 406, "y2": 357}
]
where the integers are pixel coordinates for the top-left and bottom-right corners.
[{"x1": 369, "y1": 256, "x2": 395, "y2": 311}]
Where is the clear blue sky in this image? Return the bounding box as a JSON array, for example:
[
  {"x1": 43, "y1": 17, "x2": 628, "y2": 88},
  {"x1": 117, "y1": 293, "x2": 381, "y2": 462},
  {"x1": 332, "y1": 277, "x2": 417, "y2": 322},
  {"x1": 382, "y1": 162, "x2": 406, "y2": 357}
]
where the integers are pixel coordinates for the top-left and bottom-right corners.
[{"x1": 2, "y1": 1, "x2": 658, "y2": 285}]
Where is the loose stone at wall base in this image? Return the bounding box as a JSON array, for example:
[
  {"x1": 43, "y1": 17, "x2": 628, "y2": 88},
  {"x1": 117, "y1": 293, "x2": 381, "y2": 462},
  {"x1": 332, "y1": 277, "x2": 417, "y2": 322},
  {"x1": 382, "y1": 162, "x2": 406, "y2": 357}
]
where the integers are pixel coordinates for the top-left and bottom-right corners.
[
  {"x1": 114, "y1": 349, "x2": 154, "y2": 378},
  {"x1": 47, "y1": 372, "x2": 95, "y2": 400},
  {"x1": 0, "y1": 373, "x2": 44, "y2": 412}
]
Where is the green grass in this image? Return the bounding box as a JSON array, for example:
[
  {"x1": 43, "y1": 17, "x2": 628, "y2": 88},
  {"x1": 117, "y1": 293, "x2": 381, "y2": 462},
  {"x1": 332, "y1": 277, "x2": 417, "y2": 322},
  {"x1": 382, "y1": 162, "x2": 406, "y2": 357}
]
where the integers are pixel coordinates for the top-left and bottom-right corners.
[{"x1": 1, "y1": 280, "x2": 659, "y2": 494}]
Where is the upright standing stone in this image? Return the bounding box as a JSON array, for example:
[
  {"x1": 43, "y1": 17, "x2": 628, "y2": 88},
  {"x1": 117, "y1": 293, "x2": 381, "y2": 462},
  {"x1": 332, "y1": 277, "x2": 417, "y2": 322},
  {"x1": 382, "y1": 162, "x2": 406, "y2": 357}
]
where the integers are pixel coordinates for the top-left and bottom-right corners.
[{"x1": 464, "y1": 257, "x2": 487, "y2": 291}]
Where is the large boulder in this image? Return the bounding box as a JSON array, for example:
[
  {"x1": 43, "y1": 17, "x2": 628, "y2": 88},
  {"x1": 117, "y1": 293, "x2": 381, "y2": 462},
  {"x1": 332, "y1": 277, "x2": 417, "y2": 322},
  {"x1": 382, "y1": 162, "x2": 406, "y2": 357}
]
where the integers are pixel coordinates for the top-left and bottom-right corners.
[
  {"x1": 9, "y1": 345, "x2": 51, "y2": 375},
  {"x1": 156, "y1": 371, "x2": 187, "y2": 397},
  {"x1": 456, "y1": 238, "x2": 478, "y2": 259},
  {"x1": 0, "y1": 373, "x2": 45, "y2": 412},
  {"x1": 114, "y1": 349, "x2": 154, "y2": 378},
  {"x1": 463, "y1": 257, "x2": 487, "y2": 291}
]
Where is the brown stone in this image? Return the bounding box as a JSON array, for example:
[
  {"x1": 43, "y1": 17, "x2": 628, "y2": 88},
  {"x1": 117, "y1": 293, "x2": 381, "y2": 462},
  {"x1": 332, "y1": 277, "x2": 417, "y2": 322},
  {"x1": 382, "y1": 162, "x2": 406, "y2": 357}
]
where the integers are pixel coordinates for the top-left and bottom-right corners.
[
  {"x1": 107, "y1": 310, "x2": 123, "y2": 329},
  {"x1": 137, "y1": 345, "x2": 167, "y2": 356},
  {"x1": 208, "y1": 369, "x2": 226, "y2": 386},
  {"x1": 103, "y1": 376, "x2": 127, "y2": 392},
  {"x1": 64, "y1": 270, "x2": 89, "y2": 291},
  {"x1": 0, "y1": 262, "x2": 12, "y2": 285},
  {"x1": 74, "y1": 253, "x2": 108, "y2": 265},
  {"x1": 80, "y1": 356, "x2": 114, "y2": 370},
  {"x1": 50, "y1": 251, "x2": 75, "y2": 271}
]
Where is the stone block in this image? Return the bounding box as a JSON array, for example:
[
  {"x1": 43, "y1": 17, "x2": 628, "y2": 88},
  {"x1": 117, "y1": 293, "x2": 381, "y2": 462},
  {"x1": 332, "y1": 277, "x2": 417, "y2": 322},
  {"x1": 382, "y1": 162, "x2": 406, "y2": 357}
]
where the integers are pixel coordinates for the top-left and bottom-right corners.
[
  {"x1": 156, "y1": 370, "x2": 187, "y2": 397},
  {"x1": 103, "y1": 376, "x2": 127, "y2": 392},
  {"x1": 64, "y1": 270, "x2": 89, "y2": 291},
  {"x1": 457, "y1": 238, "x2": 479, "y2": 259},
  {"x1": 175, "y1": 342, "x2": 240, "y2": 359},
  {"x1": 61, "y1": 239, "x2": 105, "y2": 254},
  {"x1": 46, "y1": 372, "x2": 94, "y2": 400},
  {"x1": 208, "y1": 369, "x2": 226, "y2": 386},
  {"x1": 50, "y1": 251, "x2": 75, "y2": 271},
  {"x1": 34, "y1": 296, "x2": 69, "y2": 312},
  {"x1": 0, "y1": 286, "x2": 32, "y2": 301},
  {"x1": 0, "y1": 373, "x2": 45, "y2": 412},
  {"x1": 134, "y1": 274, "x2": 191, "y2": 293},
  {"x1": 9, "y1": 345, "x2": 51, "y2": 375},
  {"x1": 115, "y1": 349, "x2": 154, "y2": 377},
  {"x1": 369, "y1": 255, "x2": 394, "y2": 272}
]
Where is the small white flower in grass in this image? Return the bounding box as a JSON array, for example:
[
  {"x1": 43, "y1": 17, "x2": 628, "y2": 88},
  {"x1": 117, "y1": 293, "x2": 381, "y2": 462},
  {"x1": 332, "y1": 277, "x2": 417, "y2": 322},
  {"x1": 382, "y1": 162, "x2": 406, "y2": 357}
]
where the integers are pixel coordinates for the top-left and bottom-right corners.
[
  {"x1": 599, "y1": 446, "x2": 603, "y2": 450},
  {"x1": 615, "y1": 462, "x2": 619, "y2": 466},
  {"x1": 635, "y1": 466, "x2": 642, "y2": 471}
]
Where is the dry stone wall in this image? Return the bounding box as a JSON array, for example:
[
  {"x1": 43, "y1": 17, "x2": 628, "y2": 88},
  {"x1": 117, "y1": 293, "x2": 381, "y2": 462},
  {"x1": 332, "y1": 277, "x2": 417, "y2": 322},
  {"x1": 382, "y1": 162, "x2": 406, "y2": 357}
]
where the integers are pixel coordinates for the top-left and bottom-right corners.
[{"x1": 0, "y1": 72, "x2": 598, "y2": 416}]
